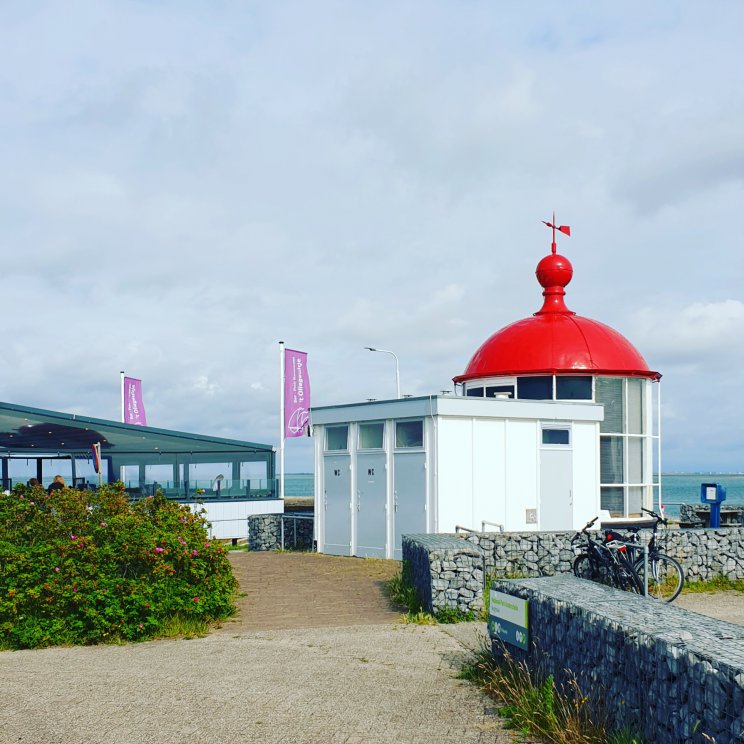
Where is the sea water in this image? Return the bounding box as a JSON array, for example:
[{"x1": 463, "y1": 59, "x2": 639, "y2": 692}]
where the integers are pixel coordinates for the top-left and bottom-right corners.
[
  {"x1": 285, "y1": 472, "x2": 744, "y2": 519},
  {"x1": 659, "y1": 473, "x2": 744, "y2": 518}
]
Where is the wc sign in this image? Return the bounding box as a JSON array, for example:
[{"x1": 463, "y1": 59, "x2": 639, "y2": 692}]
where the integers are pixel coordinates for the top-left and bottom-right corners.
[{"x1": 488, "y1": 590, "x2": 529, "y2": 651}]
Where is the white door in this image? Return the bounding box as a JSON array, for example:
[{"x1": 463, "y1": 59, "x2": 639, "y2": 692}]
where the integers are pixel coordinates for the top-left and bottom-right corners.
[
  {"x1": 392, "y1": 452, "x2": 427, "y2": 558},
  {"x1": 323, "y1": 455, "x2": 351, "y2": 555},
  {"x1": 540, "y1": 448, "x2": 573, "y2": 531},
  {"x1": 356, "y1": 453, "x2": 387, "y2": 558}
]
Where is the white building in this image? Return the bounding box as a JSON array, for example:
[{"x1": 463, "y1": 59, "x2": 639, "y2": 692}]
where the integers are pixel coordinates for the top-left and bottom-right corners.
[{"x1": 312, "y1": 244, "x2": 661, "y2": 558}]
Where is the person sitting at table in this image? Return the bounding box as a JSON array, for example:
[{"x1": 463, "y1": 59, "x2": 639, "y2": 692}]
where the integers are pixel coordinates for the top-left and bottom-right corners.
[{"x1": 47, "y1": 475, "x2": 66, "y2": 495}]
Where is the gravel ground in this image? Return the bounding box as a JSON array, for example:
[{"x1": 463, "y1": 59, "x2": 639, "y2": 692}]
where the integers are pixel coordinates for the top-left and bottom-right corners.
[
  {"x1": 0, "y1": 623, "x2": 509, "y2": 744},
  {"x1": 674, "y1": 589, "x2": 744, "y2": 624}
]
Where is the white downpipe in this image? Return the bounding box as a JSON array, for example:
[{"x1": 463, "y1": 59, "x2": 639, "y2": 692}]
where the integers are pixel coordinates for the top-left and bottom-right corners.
[{"x1": 279, "y1": 341, "x2": 285, "y2": 500}]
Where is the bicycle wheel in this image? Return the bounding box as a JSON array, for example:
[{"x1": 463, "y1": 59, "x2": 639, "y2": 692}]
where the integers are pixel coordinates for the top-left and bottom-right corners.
[
  {"x1": 573, "y1": 553, "x2": 599, "y2": 581},
  {"x1": 613, "y1": 553, "x2": 644, "y2": 594},
  {"x1": 635, "y1": 553, "x2": 684, "y2": 602}
]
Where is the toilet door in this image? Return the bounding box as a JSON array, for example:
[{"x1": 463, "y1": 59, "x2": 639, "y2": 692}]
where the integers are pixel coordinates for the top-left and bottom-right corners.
[{"x1": 539, "y1": 426, "x2": 573, "y2": 531}]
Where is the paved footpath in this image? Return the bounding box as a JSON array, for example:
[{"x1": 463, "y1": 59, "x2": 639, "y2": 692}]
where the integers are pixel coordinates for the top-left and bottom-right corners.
[{"x1": 0, "y1": 552, "x2": 511, "y2": 744}]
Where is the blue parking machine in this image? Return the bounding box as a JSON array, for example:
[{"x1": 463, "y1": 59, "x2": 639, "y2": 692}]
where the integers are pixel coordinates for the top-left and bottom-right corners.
[{"x1": 700, "y1": 483, "x2": 726, "y2": 528}]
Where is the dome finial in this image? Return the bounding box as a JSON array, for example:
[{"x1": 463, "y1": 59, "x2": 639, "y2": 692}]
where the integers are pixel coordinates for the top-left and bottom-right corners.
[{"x1": 542, "y1": 212, "x2": 571, "y2": 254}]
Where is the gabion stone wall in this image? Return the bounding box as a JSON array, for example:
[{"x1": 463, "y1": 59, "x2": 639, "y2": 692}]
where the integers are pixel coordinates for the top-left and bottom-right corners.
[
  {"x1": 490, "y1": 575, "x2": 744, "y2": 744},
  {"x1": 461, "y1": 527, "x2": 744, "y2": 582},
  {"x1": 248, "y1": 514, "x2": 314, "y2": 551},
  {"x1": 248, "y1": 515, "x2": 281, "y2": 551},
  {"x1": 402, "y1": 534, "x2": 484, "y2": 614}
]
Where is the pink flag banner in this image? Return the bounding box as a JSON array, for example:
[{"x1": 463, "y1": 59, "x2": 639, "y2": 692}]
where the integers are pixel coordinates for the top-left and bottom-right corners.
[
  {"x1": 284, "y1": 349, "x2": 310, "y2": 438},
  {"x1": 124, "y1": 376, "x2": 147, "y2": 426}
]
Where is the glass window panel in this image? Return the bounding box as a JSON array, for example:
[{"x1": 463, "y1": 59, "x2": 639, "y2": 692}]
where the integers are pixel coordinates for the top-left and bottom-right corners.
[
  {"x1": 326, "y1": 426, "x2": 349, "y2": 451},
  {"x1": 358, "y1": 422, "x2": 384, "y2": 449},
  {"x1": 517, "y1": 376, "x2": 553, "y2": 400},
  {"x1": 627, "y1": 378, "x2": 644, "y2": 434},
  {"x1": 627, "y1": 437, "x2": 643, "y2": 483},
  {"x1": 542, "y1": 428, "x2": 570, "y2": 445},
  {"x1": 596, "y1": 377, "x2": 624, "y2": 433},
  {"x1": 627, "y1": 486, "x2": 644, "y2": 516},
  {"x1": 396, "y1": 420, "x2": 423, "y2": 448},
  {"x1": 600, "y1": 436, "x2": 624, "y2": 484},
  {"x1": 485, "y1": 385, "x2": 514, "y2": 398},
  {"x1": 601, "y1": 487, "x2": 624, "y2": 516},
  {"x1": 556, "y1": 376, "x2": 592, "y2": 400},
  {"x1": 466, "y1": 387, "x2": 484, "y2": 397}
]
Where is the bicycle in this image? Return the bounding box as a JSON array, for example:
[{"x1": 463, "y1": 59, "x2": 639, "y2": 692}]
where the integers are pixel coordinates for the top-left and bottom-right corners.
[
  {"x1": 603, "y1": 508, "x2": 684, "y2": 602},
  {"x1": 572, "y1": 517, "x2": 644, "y2": 594}
]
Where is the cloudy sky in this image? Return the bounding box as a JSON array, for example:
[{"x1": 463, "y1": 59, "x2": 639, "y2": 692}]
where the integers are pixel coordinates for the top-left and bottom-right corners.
[{"x1": 1, "y1": 1, "x2": 742, "y2": 473}]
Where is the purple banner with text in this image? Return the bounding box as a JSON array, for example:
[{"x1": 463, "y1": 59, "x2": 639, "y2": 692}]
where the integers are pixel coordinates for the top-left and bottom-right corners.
[
  {"x1": 284, "y1": 349, "x2": 310, "y2": 438},
  {"x1": 124, "y1": 376, "x2": 147, "y2": 426}
]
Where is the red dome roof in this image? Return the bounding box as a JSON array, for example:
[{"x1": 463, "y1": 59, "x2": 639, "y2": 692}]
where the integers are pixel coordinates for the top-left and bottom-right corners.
[{"x1": 454, "y1": 251, "x2": 660, "y2": 383}]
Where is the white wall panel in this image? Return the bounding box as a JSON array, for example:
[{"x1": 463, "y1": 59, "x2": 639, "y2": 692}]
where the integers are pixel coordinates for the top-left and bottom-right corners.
[
  {"x1": 472, "y1": 419, "x2": 506, "y2": 530},
  {"x1": 436, "y1": 417, "x2": 473, "y2": 533},
  {"x1": 504, "y1": 421, "x2": 539, "y2": 531},
  {"x1": 571, "y1": 421, "x2": 600, "y2": 528}
]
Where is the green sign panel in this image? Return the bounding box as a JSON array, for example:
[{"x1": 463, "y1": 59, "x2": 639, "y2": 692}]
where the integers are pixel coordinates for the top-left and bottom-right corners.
[{"x1": 488, "y1": 590, "x2": 529, "y2": 651}]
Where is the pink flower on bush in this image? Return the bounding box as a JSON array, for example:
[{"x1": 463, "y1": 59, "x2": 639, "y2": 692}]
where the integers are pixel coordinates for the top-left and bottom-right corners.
[
  {"x1": 192, "y1": 550, "x2": 198, "y2": 556},
  {"x1": 154, "y1": 547, "x2": 164, "y2": 553},
  {"x1": 70, "y1": 535, "x2": 78, "y2": 540},
  {"x1": 29, "y1": 501, "x2": 35, "y2": 506},
  {"x1": 138, "y1": 623, "x2": 143, "y2": 629},
  {"x1": 54, "y1": 567, "x2": 60, "y2": 572},
  {"x1": 192, "y1": 596, "x2": 199, "y2": 603},
  {"x1": 19, "y1": 495, "x2": 24, "y2": 499},
  {"x1": 99, "y1": 522, "x2": 107, "y2": 527}
]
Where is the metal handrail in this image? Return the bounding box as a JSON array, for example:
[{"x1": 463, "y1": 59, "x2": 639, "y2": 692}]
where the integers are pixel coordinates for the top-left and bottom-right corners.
[
  {"x1": 455, "y1": 524, "x2": 478, "y2": 534},
  {"x1": 482, "y1": 520, "x2": 505, "y2": 533}
]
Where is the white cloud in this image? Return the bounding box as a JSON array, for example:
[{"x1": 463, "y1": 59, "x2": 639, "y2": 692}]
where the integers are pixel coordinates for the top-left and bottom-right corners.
[{"x1": 0, "y1": 1, "x2": 743, "y2": 471}]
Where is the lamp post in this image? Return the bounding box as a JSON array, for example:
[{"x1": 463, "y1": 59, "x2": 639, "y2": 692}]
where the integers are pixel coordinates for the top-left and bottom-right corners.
[{"x1": 364, "y1": 347, "x2": 401, "y2": 399}]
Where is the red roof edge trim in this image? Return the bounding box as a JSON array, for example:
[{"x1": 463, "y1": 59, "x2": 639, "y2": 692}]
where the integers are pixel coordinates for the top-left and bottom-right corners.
[{"x1": 452, "y1": 369, "x2": 662, "y2": 384}]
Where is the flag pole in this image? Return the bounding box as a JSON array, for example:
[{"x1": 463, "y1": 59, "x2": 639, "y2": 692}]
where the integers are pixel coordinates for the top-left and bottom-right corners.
[
  {"x1": 279, "y1": 341, "x2": 285, "y2": 500},
  {"x1": 119, "y1": 371, "x2": 125, "y2": 486}
]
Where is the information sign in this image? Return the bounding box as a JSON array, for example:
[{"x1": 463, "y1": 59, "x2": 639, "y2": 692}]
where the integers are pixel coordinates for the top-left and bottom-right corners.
[{"x1": 488, "y1": 590, "x2": 529, "y2": 651}]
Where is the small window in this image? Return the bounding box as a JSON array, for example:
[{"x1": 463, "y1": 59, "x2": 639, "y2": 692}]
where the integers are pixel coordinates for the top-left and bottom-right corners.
[
  {"x1": 556, "y1": 376, "x2": 592, "y2": 400},
  {"x1": 359, "y1": 422, "x2": 384, "y2": 449},
  {"x1": 542, "y1": 428, "x2": 570, "y2": 445},
  {"x1": 517, "y1": 376, "x2": 553, "y2": 400},
  {"x1": 486, "y1": 385, "x2": 514, "y2": 398},
  {"x1": 466, "y1": 387, "x2": 484, "y2": 397},
  {"x1": 396, "y1": 420, "x2": 423, "y2": 448},
  {"x1": 326, "y1": 425, "x2": 349, "y2": 451}
]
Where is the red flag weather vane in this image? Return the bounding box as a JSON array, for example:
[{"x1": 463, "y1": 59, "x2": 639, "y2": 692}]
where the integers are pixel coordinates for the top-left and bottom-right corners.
[{"x1": 542, "y1": 212, "x2": 571, "y2": 254}]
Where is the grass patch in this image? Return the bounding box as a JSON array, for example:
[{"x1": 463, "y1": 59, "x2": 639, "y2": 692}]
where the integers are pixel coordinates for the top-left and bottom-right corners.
[
  {"x1": 385, "y1": 563, "x2": 477, "y2": 624},
  {"x1": 155, "y1": 613, "x2": 211, "y2": 640},
  {"x1": 459, "y1": 645, "x2": 645, "y2": 744},
  {"x1": 682, "y1": 575, "x2": 744, "y2": 593}
]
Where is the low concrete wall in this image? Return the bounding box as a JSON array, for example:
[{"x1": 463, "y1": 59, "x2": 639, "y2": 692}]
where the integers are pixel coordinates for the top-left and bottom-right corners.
[
  {"x1": 490, "y1": 575, "x2": 744, "y2": 744},
  {"x1": 402, "y1": 534, "x2": 484, "y2": 614},
  {"x1": 462, "y1": 527, "x2": 744, "y2": 582},
  {"x1": 248, "y1": 514, "x2": 314, "y2": 551}
]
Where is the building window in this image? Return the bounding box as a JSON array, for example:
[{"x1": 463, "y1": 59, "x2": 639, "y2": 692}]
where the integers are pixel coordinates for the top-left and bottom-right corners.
[
  {"x1": 396, "y1": 420, "x2": 423, "y2": 448},
  {"x1": 542, "y1": 427, "x2": 570, "y2": 445},
  {"x1": 600, "y1": 436, "x2": 624, "y2": 484},
  {"x1": 466, "y1": 387, "x2": 484, "y2": 397},
  {"x1": 596, "y1": 377, "x2": 624, "y2": 433},
  {"x1": 358, "y1": 422, "x2": 384, "y2": 450},
  {"x1": 517, "y1": 376, "x2": 553, "y2": 400},
  {"x1": 326, "y1": 426, "x2": 349, "y2": 451},
  {"x1": 556, "y1": 376, "x2": 592, "y2": 400},
  {"x1": 601, "y1": 487, "x2": 624, "y2": 515}
]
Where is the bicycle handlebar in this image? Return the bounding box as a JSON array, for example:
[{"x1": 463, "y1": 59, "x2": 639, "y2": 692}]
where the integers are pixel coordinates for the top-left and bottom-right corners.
[{"x1": 641, "y1": 507, "x2": 668, "y2": 526}]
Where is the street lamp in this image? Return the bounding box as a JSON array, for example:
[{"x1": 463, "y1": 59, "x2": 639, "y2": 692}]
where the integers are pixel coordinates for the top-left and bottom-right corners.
[{"x1": 364, "y1": 347, "x2": 401, "y2": 399}]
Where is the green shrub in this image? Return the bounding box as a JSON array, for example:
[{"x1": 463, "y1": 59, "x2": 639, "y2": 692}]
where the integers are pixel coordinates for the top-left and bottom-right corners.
[{"x1": 0, "y1": 484, "x2": 237, "y2": 649}]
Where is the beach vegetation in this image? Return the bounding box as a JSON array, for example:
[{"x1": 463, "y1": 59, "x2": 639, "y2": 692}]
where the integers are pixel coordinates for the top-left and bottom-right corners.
[{"x1": 0, "y1": 483, "x2": 237, "y2": 650}]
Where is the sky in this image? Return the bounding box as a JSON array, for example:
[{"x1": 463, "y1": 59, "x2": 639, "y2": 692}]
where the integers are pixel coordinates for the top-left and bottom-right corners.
[{"x1": 1, "y1": 1, "x2": 743, "y2": 473}]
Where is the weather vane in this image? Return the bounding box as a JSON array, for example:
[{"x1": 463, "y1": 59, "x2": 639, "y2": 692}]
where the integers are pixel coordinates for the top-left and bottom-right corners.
[{"x1": 542, "y1": 212, "x2": 571, "y2": 254}]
